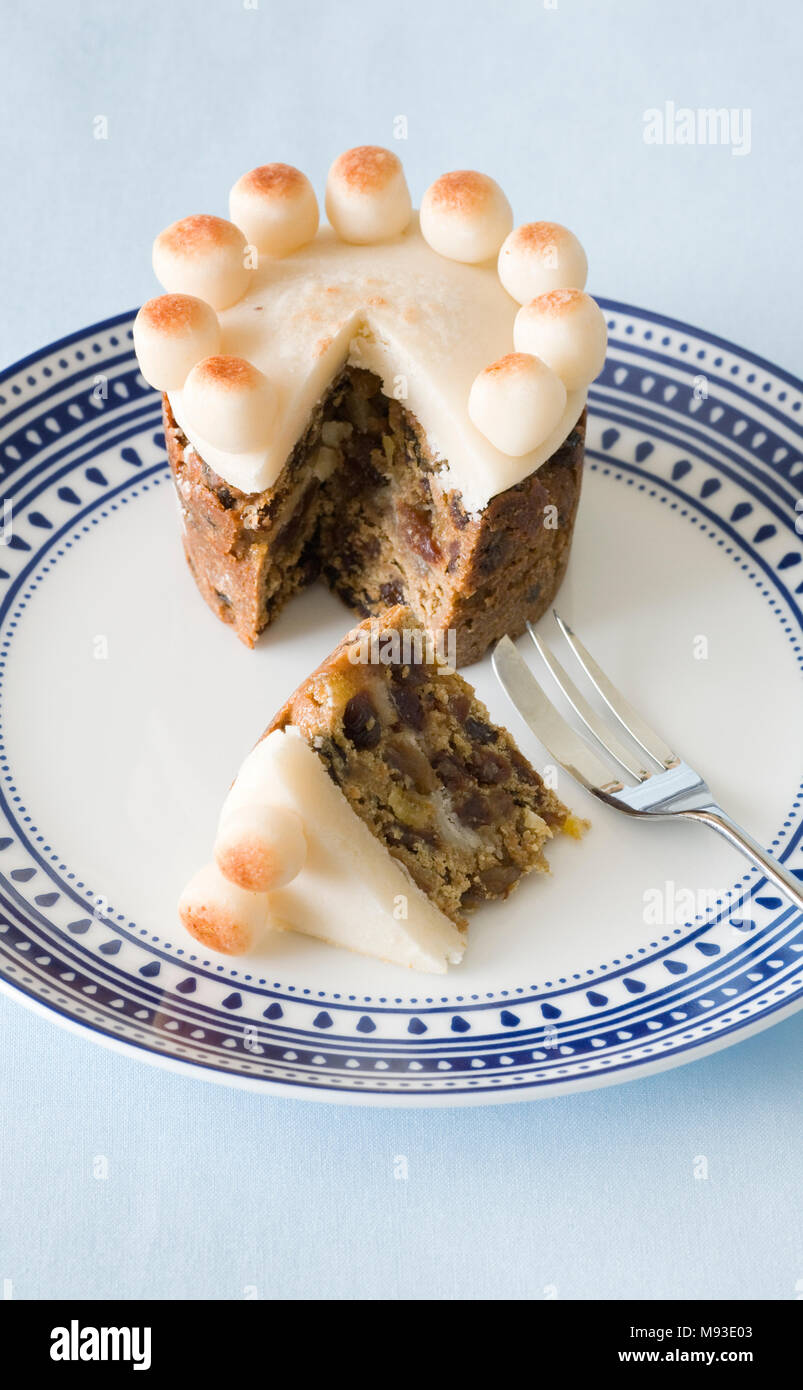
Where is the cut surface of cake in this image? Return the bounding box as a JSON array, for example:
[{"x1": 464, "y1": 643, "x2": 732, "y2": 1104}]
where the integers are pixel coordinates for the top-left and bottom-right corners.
[
  {"x1": 135, "y1": 148, "x2": 606, "y2": 665},
  {"x1": 179, "y1": 609, "x2": 582, "y2": 973}
]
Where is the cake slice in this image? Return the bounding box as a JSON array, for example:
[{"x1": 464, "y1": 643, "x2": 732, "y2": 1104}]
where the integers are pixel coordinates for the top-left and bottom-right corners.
[{"x1": 179, "y1": 608, "x2": 583, "y2": 972}]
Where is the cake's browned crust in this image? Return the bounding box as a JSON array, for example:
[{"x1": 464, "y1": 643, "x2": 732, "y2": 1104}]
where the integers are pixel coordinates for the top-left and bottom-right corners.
[
  {"x1": 163, "y1": 370, "x2": 584, "y2": 665},
  {"x1": 267, "y1": 606, "x2": 576, "y2": 924}
]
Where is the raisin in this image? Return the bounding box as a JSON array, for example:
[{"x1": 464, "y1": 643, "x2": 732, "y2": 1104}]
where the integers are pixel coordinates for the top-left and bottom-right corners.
[
  {"x1": 213, "y1": 589, "x2": 232, "y2": 610},
  {"x1": 447, "y1": 690, "x2": 471, "y2": 723},
  {"x1": 398, "y1": 502, "x2": 442, "y2": 565},
  {"x1": 464, "y1": 716, "x2": 497, "y2": 744},
  {"x1": 383, "y1": 739, "x2": 435, "y2": 793},
  {"x1": 379, "y1": 579, "x2": 405, "y2": 605},
  {"x1": 389, "y1": 682, "x2": 424, "y2": 731},
  {"x1": 479, "y1": 863, "x2": 521, "y2": 895},
  {"x1": 456, "y1": 791, "x2": 493, "y2": 827},
  {"x1": 342, "y1": 691, "x2": 381, "y2": 749},
  {"x1": 410, "y1": 664, "x2": 431, "y2": 688},
  {"x1": 432, "y1": 751, "x2": 465, "y2": 794},
  {"x1": 510, "y1": 749, "x2": 538, "y2": 785},
  {"x1": 215, "y1": 484, "x2": 236, "y2": 510},
  {"x1": 469, "y1": 749, "x2": 511, "y2": 785},
  {"x1": 479, "y1": 531, "x2": 510, "y2": 574},
  {"x1": 343, "y1": 435, "x2": 386, "y2": 488}
]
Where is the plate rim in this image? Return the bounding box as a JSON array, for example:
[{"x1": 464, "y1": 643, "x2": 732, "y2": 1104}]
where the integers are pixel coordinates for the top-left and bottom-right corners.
[{"x1": 2, "y1": 967, "x2": 800, "y2": 1107}]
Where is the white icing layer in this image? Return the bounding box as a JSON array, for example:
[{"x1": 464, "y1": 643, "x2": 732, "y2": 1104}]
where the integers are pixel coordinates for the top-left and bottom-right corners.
[
  {"x1": 209, "y1": 727, "x2": 466, "y2": 973},
  {"x1": 167, "y1": 216, "x2": 585, "y2": 513}
]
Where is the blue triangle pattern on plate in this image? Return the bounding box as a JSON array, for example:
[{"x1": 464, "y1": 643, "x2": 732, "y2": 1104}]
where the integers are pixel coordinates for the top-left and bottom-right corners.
[
  {"x1": 664, "y1": 959, "x2": 688, "y2": 975},
  {"x1": 499, "y1": 1010, "x2": 520, "y2": 1027},
  {"x1": 407, "y1": 1017, "x2": 427, "y2": 1035},
  {"x1": 753, "y1": 524, "x2": 776, "y2": 543},
  {"x1": 263, "y1": 1002, "x2": 282, "y2": 1020}
]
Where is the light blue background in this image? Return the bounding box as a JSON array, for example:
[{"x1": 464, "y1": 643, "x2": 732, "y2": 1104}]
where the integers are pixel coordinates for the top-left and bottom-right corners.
[{"x1": 1, "y1": 0, "x2": 801, "y2": 1300}]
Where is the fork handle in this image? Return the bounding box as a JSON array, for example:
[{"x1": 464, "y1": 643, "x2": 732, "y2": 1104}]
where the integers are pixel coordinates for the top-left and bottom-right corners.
[{"x1": 685, "y1": 805, "x2": 803, "y2": 913}]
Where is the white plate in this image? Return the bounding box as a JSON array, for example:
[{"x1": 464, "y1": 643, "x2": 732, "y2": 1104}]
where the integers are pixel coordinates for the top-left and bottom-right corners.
[{"x1": 0, "y1": 301, "x2": 800, "y2": 1104}]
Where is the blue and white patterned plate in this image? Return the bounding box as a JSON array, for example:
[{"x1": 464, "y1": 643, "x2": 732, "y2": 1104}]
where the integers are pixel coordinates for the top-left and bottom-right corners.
[{"x1": 0, "y1": 302, "x2": 800, "y2": 1105}]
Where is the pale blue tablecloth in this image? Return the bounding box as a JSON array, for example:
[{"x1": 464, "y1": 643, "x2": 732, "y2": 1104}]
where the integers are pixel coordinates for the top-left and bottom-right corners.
[{"x1": 1, "y1": 0, "x2": 800, "y2": 1300}]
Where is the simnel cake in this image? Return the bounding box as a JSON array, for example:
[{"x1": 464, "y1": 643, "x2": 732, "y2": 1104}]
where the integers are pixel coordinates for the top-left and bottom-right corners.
[
  {"x1": 179, "y1": 608, "x2": 583, "y2": 973},
  {"x1": 134, "y1": 147, "x2": 606, "y2": 665}
]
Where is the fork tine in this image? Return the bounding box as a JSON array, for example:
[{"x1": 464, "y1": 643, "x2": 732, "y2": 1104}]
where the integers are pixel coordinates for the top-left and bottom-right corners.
[
  {"x1": 552, "y1": 612, "x2": 679, "y2": 769},
  {"x1": 491, "y1": 637, "x2": 625, "y2": 795},
  {"x1": 526, "y1": 624, "x2": 652, "y2": 780}
]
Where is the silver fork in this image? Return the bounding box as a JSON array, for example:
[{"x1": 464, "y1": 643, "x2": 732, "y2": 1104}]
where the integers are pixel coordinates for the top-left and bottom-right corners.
[{"x1": 492, "y1": 613, "x2": 803, "y2": 912}]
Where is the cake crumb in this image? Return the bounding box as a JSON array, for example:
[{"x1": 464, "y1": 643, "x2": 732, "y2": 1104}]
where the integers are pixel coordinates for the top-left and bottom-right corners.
[{"x1": 561, "y1": 812, "x2": 590, "y2": 840}]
